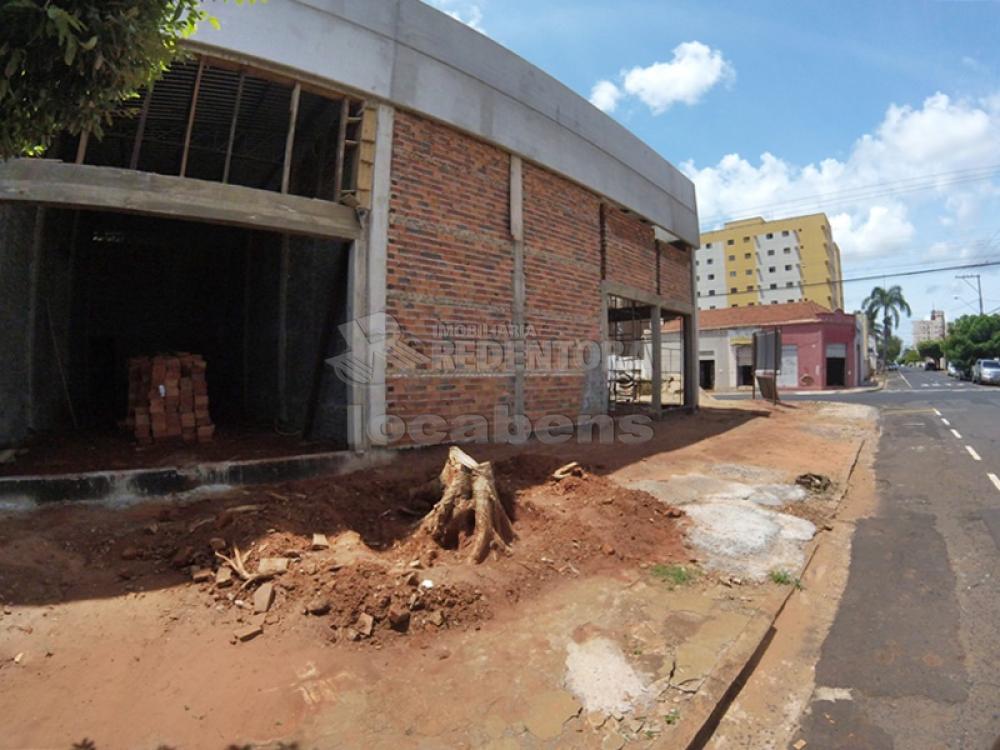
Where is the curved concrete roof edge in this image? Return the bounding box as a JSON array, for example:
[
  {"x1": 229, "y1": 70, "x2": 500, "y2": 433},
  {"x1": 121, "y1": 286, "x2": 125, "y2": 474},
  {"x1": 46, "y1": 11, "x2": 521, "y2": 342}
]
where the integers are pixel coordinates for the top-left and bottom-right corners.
[{"x1": 191, "y1": 0, "x2": 700, "y2": 245}]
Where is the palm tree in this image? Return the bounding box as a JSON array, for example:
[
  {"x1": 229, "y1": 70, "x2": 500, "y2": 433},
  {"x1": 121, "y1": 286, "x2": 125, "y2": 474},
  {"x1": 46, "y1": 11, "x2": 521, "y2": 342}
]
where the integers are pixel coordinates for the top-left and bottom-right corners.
[{"x1": 863, "y1": 285, "x2": 912, "y2": 369}]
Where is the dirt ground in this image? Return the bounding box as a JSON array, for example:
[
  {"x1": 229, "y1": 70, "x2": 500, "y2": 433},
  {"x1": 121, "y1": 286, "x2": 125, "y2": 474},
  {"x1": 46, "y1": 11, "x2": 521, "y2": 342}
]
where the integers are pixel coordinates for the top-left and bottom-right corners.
[{"x1": 0, "y1": 401, "x2": 871, "y2": 749}]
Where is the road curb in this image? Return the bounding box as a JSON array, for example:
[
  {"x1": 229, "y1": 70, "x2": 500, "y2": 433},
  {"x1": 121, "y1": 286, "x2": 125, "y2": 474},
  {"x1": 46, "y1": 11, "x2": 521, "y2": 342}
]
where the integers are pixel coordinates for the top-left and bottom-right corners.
[{"x1": 671, "y1": 433, "x2": 872, "y2": 749}]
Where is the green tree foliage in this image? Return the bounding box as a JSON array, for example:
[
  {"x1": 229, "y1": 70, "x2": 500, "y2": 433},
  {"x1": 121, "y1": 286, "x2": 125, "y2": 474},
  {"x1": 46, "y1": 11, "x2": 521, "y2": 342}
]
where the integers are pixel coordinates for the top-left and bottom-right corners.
[
  {"x1": 0, "y1": 1, "x2": 253, "y2": 160},
  {"x1": 942, "y1": 314, "x2": 1000, "y2": 370},
  {"x1": 886, "y1": 335, "x2": 902, "y2": 364},
  {"x1": 901, "y1": 348, "x2": 922, "y2": 365},
  {"x1": 916, "y1": 339, "x2": 944, "y2": 363},
  {"x1": 862, "y1": 285, "x2": 911, "y2": 368}
]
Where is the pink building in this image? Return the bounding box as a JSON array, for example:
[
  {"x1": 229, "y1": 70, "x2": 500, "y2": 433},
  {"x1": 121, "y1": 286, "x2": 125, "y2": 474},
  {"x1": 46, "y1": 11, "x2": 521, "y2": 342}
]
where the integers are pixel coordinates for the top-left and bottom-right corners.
[{"x1": 695, "y1": 301, "x2": 865, "y2": 391}]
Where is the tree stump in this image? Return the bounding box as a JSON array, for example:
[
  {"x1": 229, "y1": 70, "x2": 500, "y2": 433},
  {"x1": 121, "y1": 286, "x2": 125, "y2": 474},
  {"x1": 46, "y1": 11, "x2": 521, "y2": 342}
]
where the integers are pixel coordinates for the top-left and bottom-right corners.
[{"x1": 418, "y1": 446, "x2": 515, "y2": 563}]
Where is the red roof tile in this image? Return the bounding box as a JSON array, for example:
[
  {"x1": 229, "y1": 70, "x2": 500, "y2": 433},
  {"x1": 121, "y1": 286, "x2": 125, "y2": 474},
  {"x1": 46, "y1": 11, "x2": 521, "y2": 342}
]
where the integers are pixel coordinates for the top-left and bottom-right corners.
[{"x1": 697, "y1": 300, "x2": 837, "y2": 331}]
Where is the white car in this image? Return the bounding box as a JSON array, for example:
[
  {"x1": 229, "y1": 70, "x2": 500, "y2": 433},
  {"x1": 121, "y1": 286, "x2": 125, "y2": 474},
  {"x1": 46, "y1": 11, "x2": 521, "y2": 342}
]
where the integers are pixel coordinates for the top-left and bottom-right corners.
[{"x1": 972, "y1": 359, "x2": 1000, "y2": 385}]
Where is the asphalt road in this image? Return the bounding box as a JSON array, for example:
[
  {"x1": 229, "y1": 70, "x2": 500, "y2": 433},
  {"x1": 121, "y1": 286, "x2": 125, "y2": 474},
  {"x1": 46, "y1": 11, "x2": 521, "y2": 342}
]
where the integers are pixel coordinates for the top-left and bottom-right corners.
[{"x1": 795, "y1": 368, "x2": 1000, "y2": 749}]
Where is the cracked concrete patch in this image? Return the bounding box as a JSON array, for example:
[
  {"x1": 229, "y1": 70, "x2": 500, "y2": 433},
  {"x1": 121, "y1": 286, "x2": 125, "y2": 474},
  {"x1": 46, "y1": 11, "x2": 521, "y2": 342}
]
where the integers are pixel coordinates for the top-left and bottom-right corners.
[
  {"x1": 522, "y1": 689, "x2": 582, "y2": 740},
  {"x1": 685, "y1": 501, "x2": 816, "y2": 580},
  {"x1": 564, "y1": 637, "x2": 651, "y2": 715}
]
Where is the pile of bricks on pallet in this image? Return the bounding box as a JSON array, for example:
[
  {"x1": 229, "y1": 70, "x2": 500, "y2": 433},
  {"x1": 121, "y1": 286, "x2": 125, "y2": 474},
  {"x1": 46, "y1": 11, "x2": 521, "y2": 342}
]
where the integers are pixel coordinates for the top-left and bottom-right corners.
[{"x1": 126, "y1": 354, "x2": 215, "y2": 444}]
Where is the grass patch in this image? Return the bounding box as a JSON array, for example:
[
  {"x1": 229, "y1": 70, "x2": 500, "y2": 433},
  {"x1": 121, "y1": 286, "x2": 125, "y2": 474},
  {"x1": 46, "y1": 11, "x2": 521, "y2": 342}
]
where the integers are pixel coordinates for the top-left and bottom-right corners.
[
  {"x1": 769, "y1": 569, "x2": 803, "y2": 589},
  {"x1": 664, "y1": 708, "x2": 681, "y2": 725},
  {"x1": 650, "y1": 563, "x2": 697, "y2": 586}
]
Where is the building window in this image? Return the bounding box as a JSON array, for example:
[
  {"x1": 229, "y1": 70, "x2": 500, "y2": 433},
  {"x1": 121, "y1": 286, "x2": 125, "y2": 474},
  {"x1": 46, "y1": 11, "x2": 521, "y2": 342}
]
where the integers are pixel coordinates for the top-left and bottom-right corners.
[
  {"x1": 727, "y1": 239, "x2": 735, "y2": 246},
  {"x1": 786, "y1": 281, "x2": 794, "y2": 287},
  {"x1": 730, "y1": 271, "x2": 737, "y2": 277},
  {"x1": 770, "y1": 283, "x2": 778, "y2": 289},
  {"x1": 766, "y1": 232, "x2": 774, "y2": 239},
  {"x1": 710, "y1": 305, "x2": 717, "y2": 309},
  {"x1": 772, "y1": 300, "x2": 779, "y2": 304},
  {"x1": 728, "y1": 255, "x2": 735, "y2": 261},
  {"x1": 767, "y1": 249, "x2": 775, "y2": 256},
  {"x1": 768, "y1": 266, "x2": 776, "y2": 273},
  {"x1": 707, "y1": 258, "x2": 713, "y2": 264},
  {"x1": 784, "y1": 247, "x2": 791, "y2": 254},
  {"x1": 745, "y1": 269, "x2": 752, "y2": 276},
  {"x1": 705, "y1": 242, "x2": 712, "y2": 249},
  {"x1": 744, "y1": 252, "x2": 751, "y2": 259},
  {"x1": 746, "y1": 285, "x2": 754, "y2": 291},
  {"x1": 709, "y1": 289, "x2": 716, "y2": 296},
  {"x1": 707, "y1": 274, "x2": 715, "y2": 280},
  {"x1": 743, "y1": 236, "x2": 750, "y2": 243},
  {"x1": 696, "y1": 275, "x2": 700, "y2": 281},
  {"x1": 782, "y1": 230, "x2": 790, "y2": 237},
  {"x1": 730, "y1": 287, "x2": 738, "y2": 293},
  {"x1": 784, "y1": 264, "x2": 792, "y2": 271}
]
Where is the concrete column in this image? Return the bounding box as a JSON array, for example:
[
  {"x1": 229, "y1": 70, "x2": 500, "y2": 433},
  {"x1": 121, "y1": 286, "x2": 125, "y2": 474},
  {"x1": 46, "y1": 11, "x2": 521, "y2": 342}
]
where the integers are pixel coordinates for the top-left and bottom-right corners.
[
  {"x1": 354, "y1": 101, "x2": 394, "y2": 450},
  {"x1": 510, "y1": 155, "x2": 526, "y2": 418},
  {"x1": 651, "y1": 306, "x2": 662, "y2": 415},
  {"x1": 684, "y1": 245, "x2": 700, "y2": 410}
]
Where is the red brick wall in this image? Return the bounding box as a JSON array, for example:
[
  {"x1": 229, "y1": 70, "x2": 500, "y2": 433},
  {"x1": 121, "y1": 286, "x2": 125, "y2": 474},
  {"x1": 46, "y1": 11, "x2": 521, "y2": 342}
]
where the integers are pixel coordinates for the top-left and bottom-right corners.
[
  {"x1": 605, "y1": 206, "x2": 657, "y2": 295},
  {"x1": 386, "y1": 111, "x2": 514, "y2": 435},
  {"x1": 383, "y1": 111, "x2": 690, "y2": 443},
  {"x1": 522, "y1": 163, "x2": 602, "y2": 420},
  {"x1": 660, "y1": 243, "x2": 693, "y2": 304}
]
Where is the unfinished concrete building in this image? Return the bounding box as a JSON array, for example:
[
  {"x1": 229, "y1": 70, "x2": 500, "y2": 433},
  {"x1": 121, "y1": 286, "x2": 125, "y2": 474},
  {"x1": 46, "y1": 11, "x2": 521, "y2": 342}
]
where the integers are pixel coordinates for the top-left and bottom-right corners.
[{"x1": 0, "y1": 0, "x2": 699, "y2": 472}]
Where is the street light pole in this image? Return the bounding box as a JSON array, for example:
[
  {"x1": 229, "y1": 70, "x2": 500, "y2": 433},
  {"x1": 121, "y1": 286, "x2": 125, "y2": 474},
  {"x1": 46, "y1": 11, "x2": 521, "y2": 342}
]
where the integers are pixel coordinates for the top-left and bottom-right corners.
[{"x1": 956, "y1": 274, "x2": 983, "y2": 314}]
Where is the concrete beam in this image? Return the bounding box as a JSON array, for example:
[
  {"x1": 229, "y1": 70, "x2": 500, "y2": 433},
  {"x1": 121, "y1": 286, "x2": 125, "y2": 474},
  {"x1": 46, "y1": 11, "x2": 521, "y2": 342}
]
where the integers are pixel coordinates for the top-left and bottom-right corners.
[
  {"x1": 600, "y1": 279, "x2": 694, "y2": 317},
  {"x1": 189, "y1": 0, "x2": 699, "y2": 244},
  {"x1": 0, "y1": 160, "x2": 362, "y2": 241}
]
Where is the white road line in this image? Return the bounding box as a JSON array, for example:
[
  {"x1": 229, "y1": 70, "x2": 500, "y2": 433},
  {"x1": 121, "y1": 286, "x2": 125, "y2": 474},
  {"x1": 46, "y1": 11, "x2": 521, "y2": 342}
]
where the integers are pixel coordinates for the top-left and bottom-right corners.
[
  {"x1": 965, "y1": 445, "x2": 982, "y2": 461},
  {"x1": 921, "y1": 383, "x2": 929, "y2": 388},
  {"x1": 941, "y1": 418, "x2": 951, "y2": 426},
  {"x1": 989, "y1": 473, "x2": 1000, "y2": 492},
  {"x1": 950, "y1": 428, "x2": 963, "y2": 439},
  {"x1": 898, "y1": 371, "x2": 913, "y2": 389},
  {"x1": 933, "y1": 409, "x2": 942, "y2": 416}
]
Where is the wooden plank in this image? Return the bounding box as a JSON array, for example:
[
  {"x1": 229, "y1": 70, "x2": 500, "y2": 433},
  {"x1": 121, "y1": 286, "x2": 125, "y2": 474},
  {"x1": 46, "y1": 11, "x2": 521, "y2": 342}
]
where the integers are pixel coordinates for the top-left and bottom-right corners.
[
  {"x1": 129, "y1": 82, "x2": 154, "y2": 170},
  {"x1": 0, "y1": 160, "x2": 361, "y2": 240},
  {"x1": 75, "y1": 132, "x2": 89, "y2": 165},
  {"x1": 281, "y1": 82, "x2": 301, "y2": 194},
  {"x1": 222, "y1": 70, "x2": 246, "y2": 184},
  {"x1": 179, "y1": 58, "x2": 205, "y2": 177},
  {"x1": 333, "y1": 97, "x2": 349, "y2": 202}
]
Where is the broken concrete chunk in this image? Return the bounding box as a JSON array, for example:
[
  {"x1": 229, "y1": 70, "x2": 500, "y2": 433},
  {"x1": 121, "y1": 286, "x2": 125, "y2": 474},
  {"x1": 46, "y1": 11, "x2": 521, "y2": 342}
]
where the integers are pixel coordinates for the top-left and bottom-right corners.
[
  {"x1": 403, "y1": 571, "x2": 419, "y2": 587},
  {"x1": 215, "y1": 567, "x2": 233, "y2": 587},
  {"x1": 792, "y1": 741, "x2": 807, "y2": 750},
  {"x1": 234, "y1": 614, "x2": 266, "y2": 642},
  {"x1": 306, "y1": 597, "x2": 330, "y2": 616},
  {"x1": 191, "y1": 567, "x2": 213, "y2": 583},
  {"x1": 356, "y1": 612, "x2": 375, "y2": 637},
  {"x1": 257, "y1": 557, "x2": 289, "y2": 575},
  {"x1": 310, "y1": 533, "x2": 330, "y2": 550},
  {"x1": 426, "y1": 610, "x2": 445, "y2": 627},
  {"x1": 253, "y1": 582, "x2": 275, "y2": 614}
]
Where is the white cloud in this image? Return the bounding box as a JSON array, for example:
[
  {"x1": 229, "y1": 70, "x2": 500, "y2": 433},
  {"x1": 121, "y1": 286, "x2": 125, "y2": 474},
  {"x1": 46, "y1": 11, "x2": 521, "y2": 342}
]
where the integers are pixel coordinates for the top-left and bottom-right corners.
[
  {"x1": 622, "y1": 42, "x2": 734, "y2": 113},
  {"x1": 424, "y1": 0, "x2": 485, "y2": 32},
  {"x1": 589, "y1": 41, "x2": 734, "y2": 115},
  {"x1": 683, "y1": 93, "x2": 1000, "y2": 262},
  {"x1": 589, "y1": 80, "x2": 623, "y2": 113}
]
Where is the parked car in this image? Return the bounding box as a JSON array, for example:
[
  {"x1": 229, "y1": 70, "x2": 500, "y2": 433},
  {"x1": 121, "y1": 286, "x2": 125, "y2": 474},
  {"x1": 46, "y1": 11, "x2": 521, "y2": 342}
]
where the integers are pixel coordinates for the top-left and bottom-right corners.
[
  {"x1": 947, "y1": 362, "x2": 958, "y2": 377},
  {"x1": 972, "y1": 359, "x2": 1000, "y2": 385},
  {"x1": 923, "y1": 360, "x2": 938, "y2": 371}
]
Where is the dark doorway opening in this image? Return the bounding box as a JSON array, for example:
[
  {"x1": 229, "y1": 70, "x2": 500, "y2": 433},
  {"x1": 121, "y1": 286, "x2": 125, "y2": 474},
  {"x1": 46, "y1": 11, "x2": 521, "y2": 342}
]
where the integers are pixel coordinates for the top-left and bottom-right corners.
[
  {"x1": 826, "y1": 358, "x2": 846, "y2": 387},
  {"x1": 737, "y1": 365, "x2": 754, "y2": 387},
  {"x1": 699, "y1": 359, "x2": 715, "y2": 390},
  {"x1": 20, "y1": 208, "x2": 353, "y2": 464}
]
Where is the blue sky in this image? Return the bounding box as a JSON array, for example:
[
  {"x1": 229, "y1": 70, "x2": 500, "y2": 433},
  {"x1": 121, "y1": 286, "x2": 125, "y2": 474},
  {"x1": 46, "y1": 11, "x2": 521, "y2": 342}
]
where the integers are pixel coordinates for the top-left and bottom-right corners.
[{"x1": 427, "y1": 0, "x2": 1000, "y2": 341}]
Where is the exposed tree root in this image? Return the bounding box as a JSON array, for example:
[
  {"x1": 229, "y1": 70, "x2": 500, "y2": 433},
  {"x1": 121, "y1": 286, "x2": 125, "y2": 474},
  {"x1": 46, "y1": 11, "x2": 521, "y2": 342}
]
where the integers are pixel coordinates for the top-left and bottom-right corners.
[{"x1": 419, "y1": 446, "x2": 516, "y2": 563}]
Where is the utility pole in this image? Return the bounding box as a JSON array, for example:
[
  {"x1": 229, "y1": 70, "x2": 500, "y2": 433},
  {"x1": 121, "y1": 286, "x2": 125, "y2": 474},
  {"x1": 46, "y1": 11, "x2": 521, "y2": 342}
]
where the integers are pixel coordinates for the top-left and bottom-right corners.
[{"x1": 956, "y1": 274, "x2": 983, "y2": 314}]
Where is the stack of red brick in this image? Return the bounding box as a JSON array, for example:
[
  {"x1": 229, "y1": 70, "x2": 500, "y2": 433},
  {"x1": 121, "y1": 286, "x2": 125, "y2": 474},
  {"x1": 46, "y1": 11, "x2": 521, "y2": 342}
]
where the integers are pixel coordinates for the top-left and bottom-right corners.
[{"x1": 126, "y1": 354, "x2": 215, "y2": 444}]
